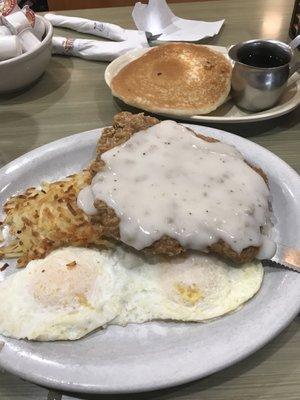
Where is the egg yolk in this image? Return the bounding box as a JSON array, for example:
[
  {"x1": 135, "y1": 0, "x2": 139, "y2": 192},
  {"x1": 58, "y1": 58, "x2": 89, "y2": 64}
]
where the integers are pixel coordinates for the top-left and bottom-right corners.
[
  {"x1": 29, "y1": 261, "x2": 98, "y2": 308},
  {"x1": 175, "y1": 283, "x2": 203, "y2": 306}
]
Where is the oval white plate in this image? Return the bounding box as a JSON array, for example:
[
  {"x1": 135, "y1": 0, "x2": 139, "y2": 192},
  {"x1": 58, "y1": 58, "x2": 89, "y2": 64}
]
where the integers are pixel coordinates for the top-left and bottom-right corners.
[
  {"x1": 105, "y1": 46, "x2": 300, "y2": 123},
  {"x1": 0, "y1": 125, "x2": 299, "y2": 394}
]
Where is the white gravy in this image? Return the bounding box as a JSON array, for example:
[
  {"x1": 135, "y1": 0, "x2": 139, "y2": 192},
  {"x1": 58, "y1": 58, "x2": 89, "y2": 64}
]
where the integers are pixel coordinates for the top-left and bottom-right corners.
[
  {"x1": 78, "y1": 121, "x2": 276, "y2": 258},
  {"x1": 77, "y1": 186, "x2": 98, "y2": 216}
]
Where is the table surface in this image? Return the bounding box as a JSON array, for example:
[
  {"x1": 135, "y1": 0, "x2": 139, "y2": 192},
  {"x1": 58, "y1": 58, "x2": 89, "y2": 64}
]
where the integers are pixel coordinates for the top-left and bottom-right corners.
[{"x1": 0, "y1": 0, "x2": 299, "y2": 399}]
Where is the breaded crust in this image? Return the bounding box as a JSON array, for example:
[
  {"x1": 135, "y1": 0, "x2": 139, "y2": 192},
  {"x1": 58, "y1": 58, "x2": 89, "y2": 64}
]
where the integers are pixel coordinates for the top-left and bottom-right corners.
[
  {"x1": 90, "y1": 112, "x2": 268, "y2": 263},
  {"x1": 110, "y1": 43, "x2": 232, "y2": 116}
]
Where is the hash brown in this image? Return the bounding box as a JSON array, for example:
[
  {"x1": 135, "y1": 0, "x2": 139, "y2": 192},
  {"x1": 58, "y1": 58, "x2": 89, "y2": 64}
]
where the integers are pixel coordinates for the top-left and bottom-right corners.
[{"x1": 0, "y1": 171, "x2": 108, "y2": 267}]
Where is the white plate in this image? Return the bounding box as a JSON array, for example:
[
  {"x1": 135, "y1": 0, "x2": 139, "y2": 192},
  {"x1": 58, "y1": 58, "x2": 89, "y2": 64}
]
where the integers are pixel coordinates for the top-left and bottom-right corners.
[
  {"x1": 0, "y1": 125, "x2": 299, "y2": 394},
  {"x1": 105, "y1": 46, "x2": 300, "y2": 123}
]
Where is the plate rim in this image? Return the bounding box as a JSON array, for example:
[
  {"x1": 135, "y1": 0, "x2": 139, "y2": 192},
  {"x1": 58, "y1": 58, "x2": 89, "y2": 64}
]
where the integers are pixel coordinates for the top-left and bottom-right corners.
[
  {"x1": 0, "y1": 125, "x2": 299, "y2": 394},
  {"x1": 105, "y1": 46, "x2": 300, "y2": 124},
  {"x1": 1, "y1": 308, "x2": 299, "y2": 394}
]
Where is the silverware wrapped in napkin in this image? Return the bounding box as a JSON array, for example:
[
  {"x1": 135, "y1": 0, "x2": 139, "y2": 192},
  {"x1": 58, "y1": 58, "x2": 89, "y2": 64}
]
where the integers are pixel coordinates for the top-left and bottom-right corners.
[
  {"x1": 44, "y1": 13, "x2": 126, "y2": 42},
  {"x1": 52, "y1": 30, "x2": 148, "y2": 62}
]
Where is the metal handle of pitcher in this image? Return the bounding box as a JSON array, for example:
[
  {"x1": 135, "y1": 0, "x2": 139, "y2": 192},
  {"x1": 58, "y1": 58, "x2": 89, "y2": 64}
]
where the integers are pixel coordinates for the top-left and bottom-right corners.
[{"x1": 289, "y1": 35, "x2": 300, "y2": 76}]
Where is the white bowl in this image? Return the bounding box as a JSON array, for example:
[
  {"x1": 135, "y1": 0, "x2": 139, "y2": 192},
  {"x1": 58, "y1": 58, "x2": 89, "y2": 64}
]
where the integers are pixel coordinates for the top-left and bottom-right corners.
[{"x1": 0, "y1": 16, "x2": 53, "y2": 94}]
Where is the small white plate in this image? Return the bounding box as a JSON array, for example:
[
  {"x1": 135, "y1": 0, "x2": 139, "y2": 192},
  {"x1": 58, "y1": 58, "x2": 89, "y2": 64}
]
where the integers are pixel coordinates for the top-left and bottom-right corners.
[
  {"x1": 105, "y1": 46, "x2": 300, "y2": 123},
  {"x1": 0, "y1": 125, "x2": 299, "y2": 394}
]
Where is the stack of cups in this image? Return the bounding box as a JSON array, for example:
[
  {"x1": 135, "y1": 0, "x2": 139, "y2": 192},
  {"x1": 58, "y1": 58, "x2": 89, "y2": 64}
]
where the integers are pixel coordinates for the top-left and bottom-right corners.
[{"x1": 0, "y1": 0, "x2": 45, "y2": 61}]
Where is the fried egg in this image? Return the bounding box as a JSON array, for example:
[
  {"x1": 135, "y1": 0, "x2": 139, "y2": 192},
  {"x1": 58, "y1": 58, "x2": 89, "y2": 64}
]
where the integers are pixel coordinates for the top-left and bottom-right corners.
[
  {"x1": 114, "y1": 249, "x2": 263, "y2": 325},
  {"x1": 0, "y1": 247, "x2": 263, "y2": 341},
  {"x1": 0, "y1": 247, "x2": 125, "y2": 341}
]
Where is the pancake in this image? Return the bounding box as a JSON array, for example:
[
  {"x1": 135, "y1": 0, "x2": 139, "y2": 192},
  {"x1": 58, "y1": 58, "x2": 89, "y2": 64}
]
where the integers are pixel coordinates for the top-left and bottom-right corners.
[{"x1": 110, "y1": 43, "x2": 232, "y2": 116}]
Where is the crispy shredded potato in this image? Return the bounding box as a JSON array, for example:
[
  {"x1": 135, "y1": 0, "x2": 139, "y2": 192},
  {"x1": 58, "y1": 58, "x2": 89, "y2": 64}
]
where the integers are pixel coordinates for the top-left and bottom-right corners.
[{"x1": 0, "y1": 170, "x2": 109, "y2": 267}]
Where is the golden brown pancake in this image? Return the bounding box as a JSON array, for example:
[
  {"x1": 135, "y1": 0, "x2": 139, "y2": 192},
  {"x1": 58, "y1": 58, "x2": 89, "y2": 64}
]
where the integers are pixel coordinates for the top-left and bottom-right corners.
[{"x1": 111, "y1": 43, "x2": 232, "y2": 116}]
